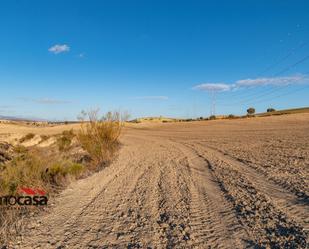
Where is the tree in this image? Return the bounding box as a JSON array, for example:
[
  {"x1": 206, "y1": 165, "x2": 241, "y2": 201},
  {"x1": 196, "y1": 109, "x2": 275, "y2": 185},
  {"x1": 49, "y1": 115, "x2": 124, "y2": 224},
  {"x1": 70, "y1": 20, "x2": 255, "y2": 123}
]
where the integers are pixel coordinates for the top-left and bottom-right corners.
[
  {"x1": 247, "y1": 107, "x2": 255, "y2": 115},
  {"x1": 267, "y1": 108, "x2": 276, "y2": 112}
]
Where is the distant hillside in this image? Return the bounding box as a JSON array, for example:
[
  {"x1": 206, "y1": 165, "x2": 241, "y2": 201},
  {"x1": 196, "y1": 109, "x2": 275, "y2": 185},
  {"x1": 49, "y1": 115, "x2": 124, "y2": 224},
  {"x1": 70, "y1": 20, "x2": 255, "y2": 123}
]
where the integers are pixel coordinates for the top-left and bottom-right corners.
[
  {"x1": 0, "y1": 115, "x2": 46, "y2": 122},
  {"x1": 130, "y1": 116, "x2": 180, "y2": 123},
  {"x1": 257, "y1": 107, "x2": 309, "y2": 117}
]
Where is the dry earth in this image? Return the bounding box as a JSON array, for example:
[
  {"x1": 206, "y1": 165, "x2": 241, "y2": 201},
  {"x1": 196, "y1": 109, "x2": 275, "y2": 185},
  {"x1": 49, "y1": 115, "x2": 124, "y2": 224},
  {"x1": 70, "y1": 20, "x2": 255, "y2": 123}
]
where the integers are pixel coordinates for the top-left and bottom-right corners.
[{"x1": 2, "y1": 114, "x2": 309, "y2": 248}]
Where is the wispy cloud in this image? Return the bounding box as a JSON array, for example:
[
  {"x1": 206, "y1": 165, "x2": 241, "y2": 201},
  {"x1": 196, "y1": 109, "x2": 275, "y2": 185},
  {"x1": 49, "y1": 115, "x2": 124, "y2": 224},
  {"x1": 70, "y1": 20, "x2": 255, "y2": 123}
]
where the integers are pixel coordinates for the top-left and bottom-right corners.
[
  {"x1": 0, "y1": 105, "x2": 15, "y2": 115},
  {"x1": 236, "y1": 75, "x2": 308, "y2": 87},
  {"x1": 193, "y1": 83, "x2": 231, "y2": 92},
  {"x1": 21, "y1": 97, "x2": 71, "y2": 104},
  {"x1": 131, "y1": 96, "x2": 169, "y2": 100},
  {"x1": 0, "y1": 105, "x2": 14, "y2": 109},
  {"x1": 48, "y1": 44, "x2": 70, "y2": 54},
  {"x1": 193, "y1": 74, "x2": 309, "y2": 92}
]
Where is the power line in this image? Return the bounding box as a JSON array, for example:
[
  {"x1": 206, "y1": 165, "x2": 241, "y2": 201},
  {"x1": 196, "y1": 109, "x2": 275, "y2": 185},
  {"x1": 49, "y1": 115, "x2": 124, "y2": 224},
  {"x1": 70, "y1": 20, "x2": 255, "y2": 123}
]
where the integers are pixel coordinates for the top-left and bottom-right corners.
[
  {"x1": 273, "y1": 54, "x2": 309, "y2": 76},
  {"x1": 222, "y1": 54, "x2": 309, "y2": 106},
  {"x1": 245, "y1": 84, "x2": 309, "y2": 105},
  {"x1": 257, "y1": 40, "x2": 309, "y2": 77},
  {"x1": 217, "y1": 40, "x2": 309, "y2": 102}
]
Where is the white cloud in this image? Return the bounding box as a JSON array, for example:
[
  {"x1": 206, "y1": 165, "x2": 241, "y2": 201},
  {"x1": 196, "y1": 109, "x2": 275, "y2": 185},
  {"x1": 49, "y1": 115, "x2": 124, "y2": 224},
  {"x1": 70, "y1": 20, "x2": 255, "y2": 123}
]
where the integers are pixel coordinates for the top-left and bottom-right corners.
[
  {"x1": 193, "y1": 83, "x2": 232, "y2": 92},
  {"x1": 236, "y1": 75, "x2": 308, "y2": 87},
  {"x1": 48, "y1": 44, "x2": 70, "y2": 54},
  {"x1": 131, "y1": 96, "x2": 168, "y2": 100},
  {"x1": 35, "y1": 98, "x2": 71, "y2": 104},
  {"x1": 193, "y1": 74, "x2": 309, "y2": 92}
]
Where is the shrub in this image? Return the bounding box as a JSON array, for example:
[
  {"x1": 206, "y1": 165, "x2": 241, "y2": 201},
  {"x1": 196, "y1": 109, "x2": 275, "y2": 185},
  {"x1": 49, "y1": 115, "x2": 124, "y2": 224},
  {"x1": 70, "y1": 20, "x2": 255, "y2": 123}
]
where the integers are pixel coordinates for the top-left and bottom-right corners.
[
  {"x1": 57, "y1": 129, "x2": 75, "y2": 151},
  {"x1": 209, "y1": 115, "x2": 216, "y2": 120},
  {"x1": 66, "y1": 163, "x2": 84, "y2": 177},
  {"x1": 0, "y1": 147, "x2": 86, "y2": 195},
  {"x1": 0, "y1": 152, "x2": 46, "y2": 194},
  {"x1": 40, "y1": 135, "x2": 49, "y2": 141},
  {"x1": 13, "y1": 145, "x2": 28, "y2": 154},
  {"x1": 0, "y1": 141, "x2": 85, "y2": 243},
  {"x1": 62, "y1": 129, "x2": 75, "y2": 139},
  {"x1": 19, "y1": 133, "x2": 35, "y2": 143},
  {"x1": 77, "y1": 110, "x2": 125, "y2": 166},
  {"x1": 267, "y1": 108, "x2": 276, "y2": 112},
  {"x1": 46, "y1": 161, "x2": 84, "y2": 185},
  {"x1": 57, "y1": 136, "x2": 71, "y2": 151},
  {"x1": 247, "y1": 107, "x2": 255, "y2": 115}
]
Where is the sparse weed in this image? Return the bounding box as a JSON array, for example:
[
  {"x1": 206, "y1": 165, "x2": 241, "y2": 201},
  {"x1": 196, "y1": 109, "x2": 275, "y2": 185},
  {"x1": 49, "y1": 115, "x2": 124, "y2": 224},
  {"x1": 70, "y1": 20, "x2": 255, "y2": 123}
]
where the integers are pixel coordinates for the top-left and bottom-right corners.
[
  {"x1": 0, "y1": 111, "x2": 125, "y2": 243},
  {"x1": 19, "y1": 133, "x2": 35, "y2": 143},
  {"x1": 77, "y1": 110, "x2": 126, "y2": 167},
  {"x1": 0, "y1": 151, "x2": 46, "y2": 195},
  {"x1": 40, "y1": 134, "x2": 50, "y2": 142},
  {"x1": 47, "y1": 161, "x2": 84, "y2": 183},
  {"x1": 57, "y1": 129, "x2": 75, "y2": 151}
]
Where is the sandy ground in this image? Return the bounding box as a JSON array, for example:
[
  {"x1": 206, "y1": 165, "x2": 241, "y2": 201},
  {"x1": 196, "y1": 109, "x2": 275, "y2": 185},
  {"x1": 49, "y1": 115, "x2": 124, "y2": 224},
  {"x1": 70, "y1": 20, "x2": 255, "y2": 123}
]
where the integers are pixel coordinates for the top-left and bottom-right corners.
[
  {"x1": 0, "y1": 122, "x2": 79, "y2": 144},
  {"x1": 2, "y1": 114, "x2": 309, "y2": 248}
]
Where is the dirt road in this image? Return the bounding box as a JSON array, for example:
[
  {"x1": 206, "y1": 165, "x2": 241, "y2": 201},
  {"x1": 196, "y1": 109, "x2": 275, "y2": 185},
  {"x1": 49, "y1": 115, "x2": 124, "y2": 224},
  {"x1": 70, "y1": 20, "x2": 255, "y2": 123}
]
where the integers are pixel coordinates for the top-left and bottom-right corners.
[{"x1": 13, "y1": 114, "x2": 309, "y2": 248}]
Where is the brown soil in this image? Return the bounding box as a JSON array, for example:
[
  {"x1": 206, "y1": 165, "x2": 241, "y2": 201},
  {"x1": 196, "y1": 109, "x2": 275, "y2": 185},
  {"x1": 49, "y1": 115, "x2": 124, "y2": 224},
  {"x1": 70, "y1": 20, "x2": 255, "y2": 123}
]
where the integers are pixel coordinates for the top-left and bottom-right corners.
[{"x1": 4, "y1": 113, "x2": 309, "y2": 248}]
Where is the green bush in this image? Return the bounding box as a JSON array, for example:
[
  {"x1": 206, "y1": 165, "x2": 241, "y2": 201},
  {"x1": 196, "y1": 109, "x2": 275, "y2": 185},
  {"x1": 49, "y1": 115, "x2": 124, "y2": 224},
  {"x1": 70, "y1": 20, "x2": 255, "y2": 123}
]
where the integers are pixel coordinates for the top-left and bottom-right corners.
[
  {"x1": 267, "y1": 108, "x2": 276, "y2": 112},
  {"x1": 247, "y1": 107, "x2": 255, "y2": 115}
]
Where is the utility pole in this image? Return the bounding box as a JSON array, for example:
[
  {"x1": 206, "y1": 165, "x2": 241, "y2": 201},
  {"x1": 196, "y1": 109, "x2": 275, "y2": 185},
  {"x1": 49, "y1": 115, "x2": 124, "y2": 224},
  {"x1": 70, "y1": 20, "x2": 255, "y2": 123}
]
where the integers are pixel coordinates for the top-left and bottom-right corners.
[{"x1": 210, "y1": 90, "x2": 216, "y2": 116}]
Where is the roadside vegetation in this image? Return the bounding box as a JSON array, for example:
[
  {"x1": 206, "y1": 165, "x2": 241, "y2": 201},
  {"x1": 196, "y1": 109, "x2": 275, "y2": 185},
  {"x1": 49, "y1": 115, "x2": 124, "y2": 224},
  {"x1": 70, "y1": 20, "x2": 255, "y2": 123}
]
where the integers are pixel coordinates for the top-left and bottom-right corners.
[
  {"x1": 0, "y1": 109, "x2": 127, "y2": 245},
  {"x1": 77, "y1": 110, "x2": 127, "y2": 169},
  {"x1": 19, "y1": 133, "x2": 35, "y2": 143},
  {"x1": 56, "y1": 129, "x2": 75, "y2": 151}
]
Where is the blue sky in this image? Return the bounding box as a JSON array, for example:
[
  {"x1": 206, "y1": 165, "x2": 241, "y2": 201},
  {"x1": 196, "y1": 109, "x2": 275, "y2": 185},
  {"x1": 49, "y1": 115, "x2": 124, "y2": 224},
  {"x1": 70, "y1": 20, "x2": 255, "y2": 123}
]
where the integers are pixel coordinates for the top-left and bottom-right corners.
[{"x1": 1, "y1": 0, "x2": 309, "y2": 120}]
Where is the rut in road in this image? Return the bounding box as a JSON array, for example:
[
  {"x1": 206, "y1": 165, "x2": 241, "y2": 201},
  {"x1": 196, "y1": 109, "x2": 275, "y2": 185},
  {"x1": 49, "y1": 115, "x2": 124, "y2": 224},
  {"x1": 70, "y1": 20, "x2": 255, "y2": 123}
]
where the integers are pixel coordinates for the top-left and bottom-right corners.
[
  {"x1": 13, "y1": 135, "x2": 251, "y2": 249},
  {"x1": 171, "y1": 141, "x2": 250, "y2": 248},
  {"x1": 185, "y1": 141, "x2": 309, "y2": 232},
  {"x1": 179, "y1": 140, "x2": 308, "y2": 247}
]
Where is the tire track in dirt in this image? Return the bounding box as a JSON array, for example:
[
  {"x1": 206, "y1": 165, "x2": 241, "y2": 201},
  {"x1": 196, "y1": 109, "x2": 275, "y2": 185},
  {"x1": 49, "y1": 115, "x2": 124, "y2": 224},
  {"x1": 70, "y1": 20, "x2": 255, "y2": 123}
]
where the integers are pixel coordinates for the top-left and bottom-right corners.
[
  {"x1": 189, "y1": 141, "x2": 309, "y2": 232},
  {"x1": 10, "y1": 129, "x2": 308, "y2": 248},
  {"x1": 180, "y1": 141, "x2": 308, "y2": 247},
  {"x1": 14, "y1": 136, "x2": 159, "y2": 248},
  {"x1": 167, "y1": 140, "x2": 250, "y2": 248}
]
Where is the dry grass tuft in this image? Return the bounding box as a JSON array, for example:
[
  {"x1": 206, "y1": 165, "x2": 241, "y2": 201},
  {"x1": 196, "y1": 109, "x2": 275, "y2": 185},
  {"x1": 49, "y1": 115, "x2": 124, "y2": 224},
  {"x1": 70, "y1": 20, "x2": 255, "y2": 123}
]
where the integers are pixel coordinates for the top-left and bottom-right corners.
[
  {"x1": 77, "y1": 110, "x2": 126, "y2": 167},
  {"x1": 0, "y1": 109, "x2": 127, "y2": 244},
  {"x1": 57, "y1": 129, "x2": 75, "y2": 151},
  {"x1": 19, "y1": 133, "x2": 35, "y2": 143},
  {"x1": 40, "y1": 134, "x2": 50, "y2": 142},
  {"x1": 47, "y1": 161, "x2": 84, "y2": 185},
  {"x1": 0, "y1": 145, "x2": 86, "y2": 244}
]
